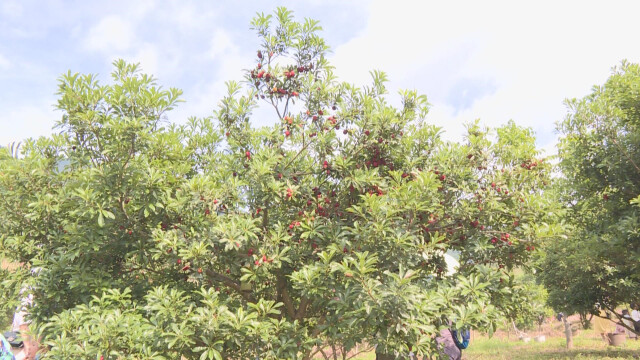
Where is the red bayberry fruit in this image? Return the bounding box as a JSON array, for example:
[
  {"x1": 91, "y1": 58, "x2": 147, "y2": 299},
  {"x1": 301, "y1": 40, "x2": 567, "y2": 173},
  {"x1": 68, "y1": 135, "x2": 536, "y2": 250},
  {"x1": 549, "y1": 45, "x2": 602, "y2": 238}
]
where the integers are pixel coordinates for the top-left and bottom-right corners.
[{"x1": 177, "y1": 259, "x2": 182, "y2": 265}]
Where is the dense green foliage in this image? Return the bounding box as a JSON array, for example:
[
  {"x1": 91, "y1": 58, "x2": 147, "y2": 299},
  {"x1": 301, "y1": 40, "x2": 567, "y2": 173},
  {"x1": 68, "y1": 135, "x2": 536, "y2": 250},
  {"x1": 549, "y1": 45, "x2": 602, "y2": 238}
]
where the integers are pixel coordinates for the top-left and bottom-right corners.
[
  {"x1": 0, "y1": 9, "x2": 555, "y2": 359},
  {"x1": 541, "y1": 61, "x2": 640, "y2": 325}
]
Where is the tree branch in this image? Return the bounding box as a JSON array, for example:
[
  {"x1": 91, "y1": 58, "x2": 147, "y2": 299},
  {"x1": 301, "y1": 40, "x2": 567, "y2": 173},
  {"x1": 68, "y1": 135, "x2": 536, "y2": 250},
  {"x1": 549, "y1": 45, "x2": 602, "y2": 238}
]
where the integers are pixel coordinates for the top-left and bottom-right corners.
[
  {"x1": 277, "y1": 272, "x2": 296, "y2": 319},
  {"x1": 205, "y1": 269, "x2": 254, "y2": 302}
]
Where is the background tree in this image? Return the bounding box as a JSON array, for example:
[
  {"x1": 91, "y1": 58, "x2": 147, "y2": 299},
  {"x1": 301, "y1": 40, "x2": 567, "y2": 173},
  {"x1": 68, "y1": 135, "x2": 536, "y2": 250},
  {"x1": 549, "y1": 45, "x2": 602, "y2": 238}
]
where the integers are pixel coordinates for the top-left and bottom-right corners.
[
  {"x1": 542, "y1": 61, "x2": 640, "y2": 332},
  {"x1": 0, "y1": 8, "x2": 555, "y2": 359}
]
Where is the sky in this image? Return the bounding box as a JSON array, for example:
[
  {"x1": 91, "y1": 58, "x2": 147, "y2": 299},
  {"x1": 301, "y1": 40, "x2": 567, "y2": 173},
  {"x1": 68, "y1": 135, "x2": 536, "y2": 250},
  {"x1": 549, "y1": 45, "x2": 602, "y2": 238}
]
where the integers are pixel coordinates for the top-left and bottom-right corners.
[{"x1": 2, "y1": 0, "x2": 640, "y2": 157}]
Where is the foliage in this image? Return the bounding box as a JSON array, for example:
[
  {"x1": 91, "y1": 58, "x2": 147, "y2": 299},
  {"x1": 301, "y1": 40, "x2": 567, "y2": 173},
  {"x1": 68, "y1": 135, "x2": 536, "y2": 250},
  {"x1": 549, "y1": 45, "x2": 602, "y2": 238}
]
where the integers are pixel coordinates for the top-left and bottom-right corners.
[
  {"x1": 0, "y1": 8, "x2": 555, "y2": 359},
  {"x1": 541, "y1": 61, "x2": 640, "y2": 323}
]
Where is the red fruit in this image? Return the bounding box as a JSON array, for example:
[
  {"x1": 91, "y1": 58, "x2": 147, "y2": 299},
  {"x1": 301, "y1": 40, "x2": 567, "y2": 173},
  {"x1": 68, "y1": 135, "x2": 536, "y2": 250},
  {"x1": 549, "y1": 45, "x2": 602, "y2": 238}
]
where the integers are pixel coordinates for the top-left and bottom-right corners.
[
  {"x1": 167, "y1": 248, "x2": 173, "y2": 254},
  {"x1": 289, "y1": 224, "x2": 294, "y2": 229},
  {"x1": 213, "y1": 199, "x2": 218, "y2": 204},
  {"x1": 343, "y1": 129, "x2": 348, "y2": 135},
  {"x1": 248, "y1": 248, "x2": 254, "y2": 256},
  {"x1": 182, "y1": 265, "x2": 190, "y2": 271},
  {"x1": 491, "y1": 237, "x2": 497, "y2": 244},
  {"x1": 603, "y1": 194, "x2": 609, "y2": 201},
  {"x1": 312, "y1": 115, "x2": 318, "y2": 121},
  {"x1": 128, "y1": 230, "x2": 132, "y2": 235},
  {"x1": 197, "y1": 268, "x2": 202, "y2": 274},
  {"x1": 245, "y1": 151, "x2": 251, "y2": 160},
  {"x1": 439, "y1": 174, "x2": 446, "y2": 181},
  {"x1": 343, "y1": 246, "x2": 348, "y2": 253},
  {"x1": 491, "y1": 182, "x2": 496, "y2": 188},
  {"x1": 177, "y1": 259, "x2": 182, "y2": 265},
  {"x1": 513, "y1": 221, "x2": 519, "y2": 226},
  {"x1": 323, "y1": 160, "x2": 329, "y2": 169},
  {"x1": 205, "y1": 208, "x2": 211, "y2": 215},
  {"x1": 311, "y1": 243, "x2": 318, "y2": 249},
  {"x1": 285, "y1": 130, "x2": 291, "y2": 137},
  {"x1": 364, "y1": 130, "x2": 370, "y2": 136},
  {"x1": 262, "y1": 254, "x2": 267, "y2": 262},
  {"x1": 225, "y1": 132, "x2": 230, "y2": 137},
  {"x1": 257, "y1": 70, "x2": 265, "y2": 78},
  {"x1": 226, "y1": 268, "x2": 230, "y2": 274},
  {"x1": 257, "y1": 51, "x2": 262, "y2": 59},
  {"x1": 292, "y1": 91, "x2": 299, "y2": 97},
  {"x1": 255, "y1": 260, "x2": 260, "y2": 266}
]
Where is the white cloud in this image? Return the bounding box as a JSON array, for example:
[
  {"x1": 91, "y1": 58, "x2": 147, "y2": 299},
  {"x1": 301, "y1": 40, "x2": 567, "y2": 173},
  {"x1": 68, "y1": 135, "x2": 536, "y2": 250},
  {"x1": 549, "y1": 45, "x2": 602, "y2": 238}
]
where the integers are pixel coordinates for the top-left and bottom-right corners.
[
  {"x1": 169, "y1": 30, "x2": 253, "y2": 124},
  {"x1": 131, "y1": 43, "x2": 159, "y2": 77},
  {"x1": 0, "y1": 103, "x2": 57, "y2": 146},
  {"x1": 331, "y1": 0, "x2": 640, "y2": 149},
  {"x1": 208, "y1": 29, "x2": 234, "y2": 60},
  {"x1": 85, "y1": 15, "x2": 135, "y2": 53},
  {"x1": 0, "y1": 0, "x2": 22, "y2": 18},
  {"x1": 0, "y1": 54, "x2": 10, "y2": 69}
]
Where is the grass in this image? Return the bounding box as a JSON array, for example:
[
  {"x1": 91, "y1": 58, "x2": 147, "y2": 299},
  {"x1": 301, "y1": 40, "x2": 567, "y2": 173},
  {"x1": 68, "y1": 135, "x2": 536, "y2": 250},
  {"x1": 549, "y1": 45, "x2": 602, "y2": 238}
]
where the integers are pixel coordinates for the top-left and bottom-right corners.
[
  {"x1": 463, "y1": 331, "x2": 640, "y2": 359},
  {"x1": 350, "y1": 326, "x2": 640, "y2": 359}
]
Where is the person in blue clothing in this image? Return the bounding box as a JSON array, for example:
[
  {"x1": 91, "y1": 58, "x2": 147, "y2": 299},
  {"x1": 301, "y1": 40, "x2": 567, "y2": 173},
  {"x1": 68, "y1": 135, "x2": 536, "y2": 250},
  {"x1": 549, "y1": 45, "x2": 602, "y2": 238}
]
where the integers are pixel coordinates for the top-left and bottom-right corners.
[{"x1": 0, "y1": 333, "x2": 16, "y2": 360}]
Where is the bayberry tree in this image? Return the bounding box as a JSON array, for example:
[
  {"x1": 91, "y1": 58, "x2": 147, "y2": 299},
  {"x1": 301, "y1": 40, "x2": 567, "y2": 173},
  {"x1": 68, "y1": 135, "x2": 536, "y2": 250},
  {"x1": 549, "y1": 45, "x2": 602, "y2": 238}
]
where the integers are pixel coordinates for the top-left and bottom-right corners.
[
  {"x1": 0, "y1": 8, "x2": 555, "y2": 359},
  {"x1": 540, "y1": 61, "x2": 640, "y2": 332}
]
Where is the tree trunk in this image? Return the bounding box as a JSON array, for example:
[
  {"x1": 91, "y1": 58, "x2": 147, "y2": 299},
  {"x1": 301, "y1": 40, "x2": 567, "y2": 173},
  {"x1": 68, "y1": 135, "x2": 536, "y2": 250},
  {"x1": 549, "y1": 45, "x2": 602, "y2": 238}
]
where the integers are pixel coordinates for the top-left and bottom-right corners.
[
  {"x1": 562, "y1": 315, "x2": 573, "y2": 349},
  {"x1": 375, "y1": 352, "x2": 395, "y2": 360}
]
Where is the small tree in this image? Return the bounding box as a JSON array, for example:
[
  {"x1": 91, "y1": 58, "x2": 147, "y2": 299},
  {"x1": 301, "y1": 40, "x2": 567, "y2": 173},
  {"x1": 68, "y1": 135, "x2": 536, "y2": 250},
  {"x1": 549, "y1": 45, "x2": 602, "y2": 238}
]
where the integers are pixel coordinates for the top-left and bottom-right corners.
[
  {"x1": 542, "y1": 61, "x2": 640, "y2": 335},
  {"x1": 0, "y1": 8, "x2": 555, "y2": 359}
]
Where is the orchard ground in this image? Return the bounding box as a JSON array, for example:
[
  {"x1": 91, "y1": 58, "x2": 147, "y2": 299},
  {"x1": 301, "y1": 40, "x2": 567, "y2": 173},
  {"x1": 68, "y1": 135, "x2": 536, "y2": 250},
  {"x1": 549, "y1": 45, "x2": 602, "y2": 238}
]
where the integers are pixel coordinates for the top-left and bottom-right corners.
[{"x1": 348, "y1": 315, "x2": 640, "y2": 360}]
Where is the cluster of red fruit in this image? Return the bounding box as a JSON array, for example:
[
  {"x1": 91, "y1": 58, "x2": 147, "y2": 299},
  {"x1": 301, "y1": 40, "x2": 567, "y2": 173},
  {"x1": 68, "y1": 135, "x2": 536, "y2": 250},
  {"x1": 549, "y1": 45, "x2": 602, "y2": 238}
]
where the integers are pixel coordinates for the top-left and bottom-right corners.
[
  {"x1": 359, "y1": 143, "x2": 395, "y2": 171},
  {"x1": 250, "y1": 54, "x2": 314, "y2": 99},
  {"x1": 300, "y1": 187, "x2": 343, "y2": 219},
  {"x1": 490, "y1": 181, "x2": 510, "y2": 195},
  {"x1": 520, "y1": 159, "x2": 539, "y2": 170},
  {"x1": 254, "y1": 254, "x2": 273, "y2": 267},
  {"x1": 490, "y1": 233, "x2": 512, "y2": 246}
]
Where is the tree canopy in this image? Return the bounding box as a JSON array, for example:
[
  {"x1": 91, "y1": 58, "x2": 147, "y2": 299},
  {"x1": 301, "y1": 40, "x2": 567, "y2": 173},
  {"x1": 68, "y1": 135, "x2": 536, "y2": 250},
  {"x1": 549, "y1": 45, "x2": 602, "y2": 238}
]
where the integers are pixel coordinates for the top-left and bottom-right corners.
[
  {"x1": 541, "y1": 61, "x2": 640, "y2": 323},
  {"x1": 0, "y1": 8, "x2": 555, "y2": 359}
]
